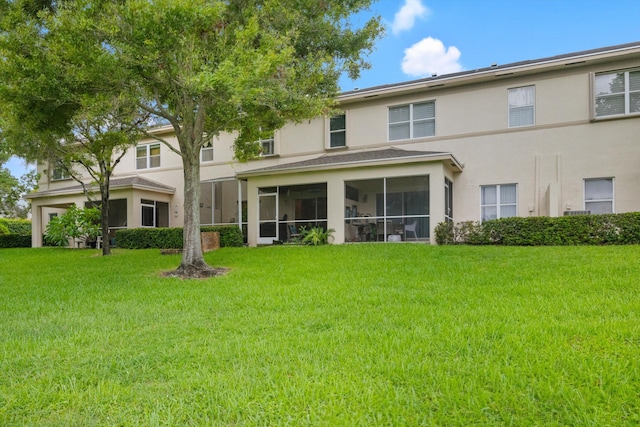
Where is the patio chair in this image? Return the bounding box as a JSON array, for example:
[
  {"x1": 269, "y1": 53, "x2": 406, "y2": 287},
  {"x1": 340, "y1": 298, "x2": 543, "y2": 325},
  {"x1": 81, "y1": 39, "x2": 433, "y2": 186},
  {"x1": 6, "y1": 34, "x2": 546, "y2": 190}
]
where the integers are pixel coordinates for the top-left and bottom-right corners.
[
  {"x1": 404, "y1": 221, "x2": 418, "y2": 241},
  {"x1": 288, "y1": 224, "x2": 300, "y2": 241}
]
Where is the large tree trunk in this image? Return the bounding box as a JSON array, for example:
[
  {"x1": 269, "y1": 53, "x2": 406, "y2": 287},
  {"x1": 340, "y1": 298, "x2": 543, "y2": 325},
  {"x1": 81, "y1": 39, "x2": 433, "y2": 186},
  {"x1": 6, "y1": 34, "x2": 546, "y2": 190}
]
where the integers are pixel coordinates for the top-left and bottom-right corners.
[{"x1": 173, "y1": 151, "x2": 217, "y2": 277}]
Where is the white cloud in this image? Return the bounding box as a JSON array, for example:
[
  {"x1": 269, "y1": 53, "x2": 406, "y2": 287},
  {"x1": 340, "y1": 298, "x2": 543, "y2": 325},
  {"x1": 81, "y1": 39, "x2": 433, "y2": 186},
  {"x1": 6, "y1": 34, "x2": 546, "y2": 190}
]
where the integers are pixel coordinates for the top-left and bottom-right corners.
[
  {"x1": 401, "y1": 37, "x2": 463, "y2": 77},
  {"x1": 391, "y1": 0, "x2": 429, "y2": 35}
]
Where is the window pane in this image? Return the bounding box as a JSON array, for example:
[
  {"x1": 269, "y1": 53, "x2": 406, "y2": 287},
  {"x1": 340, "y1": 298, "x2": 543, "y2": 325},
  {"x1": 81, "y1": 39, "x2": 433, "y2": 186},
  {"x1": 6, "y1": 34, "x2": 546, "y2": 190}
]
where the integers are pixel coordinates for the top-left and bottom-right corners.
[
  {"x1": 500, "y1": 205, "x2": 517, "y2": 218},
  {"x1": 201, "y1": 147, "x2": 214, "y2": 162},
  {"x1": 389, "y1": 105, "x2": 410, "y2": 123},
  {"x1": 413, "y1": 119, "x2": 435, "y2": 137},
  {"x1": 585, "y1": 179, "x2": 612, "y2": 200},
  {"x1": 330, "y1": 131, "x2": 346, "y2": 147},
  {"x1": 631, "y1": 93, "x2": 640, "y2": 113},
  {"x1": 630, "y1": 71, "x2": 640, "y2": 91},
  {"x1": 481, "y1": 186, "x2": 497, "y2": 205},
  {"x1": 109, "y1": 199, "x2": 127, "y2": 227},
  {"x1": 595, "y1": 73, "x2": 624, "y2": 95},
  {"x1": 389, "y1": 123, "x2": 410, "y2": 140},
  {"x1": 136, "y1": 146, "x2": 146, "y2": 158},
  {"x1": 586, "y1": 201, "x2": 612, "y2": 215},
  {"x1": 595, "y1": 95, "x2": 625, "y2": 116},
  {"x1": 500, "y1": 184, "x2": 517, "y2": 204},
  {"x1": 149, "y1": 155, "x2": 160, "y2": 168},
  {"x1": 509, "y1": 86, "x2": 534, "y2": 107},
  {"x1": 413, "y1": 102, "x2": 435, "y2": 120},
  {"x1": 200, "y1": 182, "x2": 213, "y2": 225},
  {"x1": 509, "y1": 106, "x2": 534, "y2": 127},
  {"x1": 149, "y1": 145, "x2": 160, "y2": 156},
  {"x1": 136, "y1": 158, "x2": 147, "y2": 169},
  {"x1": 482, "y1": 206, "x2": 497, "y2": 221},
  {"x1": 330, "y1": 114, "x2": 346, "y2": 131}
]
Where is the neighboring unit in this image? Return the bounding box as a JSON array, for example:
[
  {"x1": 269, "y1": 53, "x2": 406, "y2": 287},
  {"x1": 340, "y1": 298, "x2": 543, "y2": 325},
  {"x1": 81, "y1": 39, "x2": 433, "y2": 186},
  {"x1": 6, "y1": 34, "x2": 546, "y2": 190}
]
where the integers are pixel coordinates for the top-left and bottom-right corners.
[{"x1": 26, "y1": 41, "x2": 640, "y2": 247}]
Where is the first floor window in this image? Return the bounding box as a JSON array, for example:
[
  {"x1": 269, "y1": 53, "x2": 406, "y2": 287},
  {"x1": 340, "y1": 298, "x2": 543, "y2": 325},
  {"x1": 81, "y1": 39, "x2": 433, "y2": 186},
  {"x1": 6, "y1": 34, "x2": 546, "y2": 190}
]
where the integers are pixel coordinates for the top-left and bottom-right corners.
[
  {"x1": 481, "y1": 184, "x2": 517, "y2": 221},
  {"x1": 508, "y1": 85, "x2": 535, "y2": 127},
  {"x1": 136, "y1": 143, "x2": 161, "y2": 169},
  {"x1": 389, "y1": 101, "x2": 435, "y2": 141},
  {"x1": 445, "y1": 177, "x2": 453, "y2": 222},
  {"x1": 584, "y1": 178, "x2": 613, "y2": 214}
]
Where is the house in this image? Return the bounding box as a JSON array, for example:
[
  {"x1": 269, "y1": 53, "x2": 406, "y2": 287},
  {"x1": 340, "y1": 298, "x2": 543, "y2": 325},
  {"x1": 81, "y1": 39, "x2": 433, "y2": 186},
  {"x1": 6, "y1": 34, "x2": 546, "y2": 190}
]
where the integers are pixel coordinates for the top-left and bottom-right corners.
[{"x1": 27, "y1": 41, "x2": 640, "y2": 247}]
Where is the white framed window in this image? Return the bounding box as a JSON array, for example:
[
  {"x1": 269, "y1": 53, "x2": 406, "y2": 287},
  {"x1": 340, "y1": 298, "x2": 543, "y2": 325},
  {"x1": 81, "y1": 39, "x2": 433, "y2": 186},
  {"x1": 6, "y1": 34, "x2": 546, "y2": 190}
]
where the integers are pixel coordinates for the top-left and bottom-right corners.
[
  {"x1": 201, "y1": 141, "x2": 214, "y2": 162},
  {"x1": 584, "y1": 178, "x2": 614, "y2": 214},
  {"x1": 328, "y1": 113, "x2": 346, "y2": 148},
  {"x1": 388, "y1": 101, "x2": 435, "y2": 141},
  {"x1": 51, "y1": 164, "x2": 70, "y2": 181},
  {"x1": 594, "y1": 69, "x2": 640, "y2": 118},
  {"x1": 136, "y1": 143, "x2": 161, "y2": 170},
  {"x1": 481, "y1": 184, "x2": 517, "y2": 221},
  {"x1": 508, "y1": 85, "x2": 535, "y2": 127},
  {"x1": 260, "y1": 136, "x2": 275, "y2": 156}
]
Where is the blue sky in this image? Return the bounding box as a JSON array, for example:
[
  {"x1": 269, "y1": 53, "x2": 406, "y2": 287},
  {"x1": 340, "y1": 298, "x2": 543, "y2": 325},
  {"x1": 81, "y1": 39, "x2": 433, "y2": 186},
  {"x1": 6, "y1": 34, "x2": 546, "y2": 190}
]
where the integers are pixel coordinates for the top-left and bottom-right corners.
[
  {"x1": 339, "y1": 0, "x2": 640, "y2": 90},
  {"x1": 6, "y1": 0, "x2": 640, "y2": 179}
]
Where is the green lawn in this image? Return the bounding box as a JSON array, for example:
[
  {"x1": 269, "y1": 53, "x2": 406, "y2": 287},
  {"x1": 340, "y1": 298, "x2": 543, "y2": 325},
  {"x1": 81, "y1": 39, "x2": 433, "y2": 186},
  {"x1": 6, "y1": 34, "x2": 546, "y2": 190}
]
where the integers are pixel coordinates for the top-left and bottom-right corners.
[{"x1": 1, "y1": 245, "x2": 639, "y2": 426}]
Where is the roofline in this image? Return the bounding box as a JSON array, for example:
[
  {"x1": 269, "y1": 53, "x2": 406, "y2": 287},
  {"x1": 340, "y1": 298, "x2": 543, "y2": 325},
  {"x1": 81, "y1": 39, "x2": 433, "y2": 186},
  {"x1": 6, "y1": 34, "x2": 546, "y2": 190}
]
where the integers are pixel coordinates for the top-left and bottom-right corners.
[
  {"x1": 237, "y1": 151, "x2": 464, "y2": 178},
  {"x1": 339, "y1": 41, "x2": 640, "y2": 101},
  {"x1": 25, "y1": 180, "x2": 175, "y2": 199}
]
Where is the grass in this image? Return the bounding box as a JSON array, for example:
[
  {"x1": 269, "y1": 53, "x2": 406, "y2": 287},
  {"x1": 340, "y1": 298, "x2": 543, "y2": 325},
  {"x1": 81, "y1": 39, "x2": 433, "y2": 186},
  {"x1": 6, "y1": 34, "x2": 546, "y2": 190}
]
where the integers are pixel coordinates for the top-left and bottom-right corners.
[{"x1": 1, "y1": 244, "x2": 639, "y2": 426}]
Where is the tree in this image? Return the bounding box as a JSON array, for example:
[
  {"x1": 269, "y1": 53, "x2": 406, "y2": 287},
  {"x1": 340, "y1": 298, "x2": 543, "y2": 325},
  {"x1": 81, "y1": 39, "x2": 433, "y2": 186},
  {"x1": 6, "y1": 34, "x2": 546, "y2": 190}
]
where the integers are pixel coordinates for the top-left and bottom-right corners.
[
  {"x1": 0, "y1": 0, "x2": 147, "y2": 254},
  {"x1": 107, "y1": 0, "x2": 383, "y2": 277},
  {"x1": 0, "y1": 139, "x2": 37, "y2": 218}
]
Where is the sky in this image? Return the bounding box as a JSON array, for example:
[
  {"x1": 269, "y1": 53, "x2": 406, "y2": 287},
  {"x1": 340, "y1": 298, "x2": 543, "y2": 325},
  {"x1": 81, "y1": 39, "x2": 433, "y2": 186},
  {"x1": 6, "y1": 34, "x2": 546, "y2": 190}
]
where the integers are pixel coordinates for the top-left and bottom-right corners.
[
  {"x1": 339, "y1": 0, "x2": 640, "y2": 91},
  {"x1": 6, "y1": 0, "x2": 640, "y2": 179}
]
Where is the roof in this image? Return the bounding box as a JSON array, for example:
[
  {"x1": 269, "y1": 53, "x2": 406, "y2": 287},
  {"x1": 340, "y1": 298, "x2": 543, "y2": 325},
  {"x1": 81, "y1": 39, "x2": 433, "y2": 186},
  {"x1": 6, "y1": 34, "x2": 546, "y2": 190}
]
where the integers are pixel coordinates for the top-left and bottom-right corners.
[
  {"x1": 237, "y1": 148, "x2": 463, "y2": 177},
  {"x1": 25, "y1": 176, "x2": 176, "y2": 199},
  {"x1": 340, "y1": 41, "x2": 640, "y2": 100}
]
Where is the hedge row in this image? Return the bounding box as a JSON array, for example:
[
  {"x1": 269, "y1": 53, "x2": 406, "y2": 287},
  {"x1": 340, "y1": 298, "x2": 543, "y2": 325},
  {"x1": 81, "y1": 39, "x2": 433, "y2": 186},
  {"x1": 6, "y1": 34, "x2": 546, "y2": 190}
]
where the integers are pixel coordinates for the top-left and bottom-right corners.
[
  {"x1": 115, "y1": 226, "x2": 244, "y2": 249},
  {"x1": 435, "y1": 213, "x2": 640, "y2": 246},
  {"x1": 0, "y1": 218, "x2": 31, "y2": 235},
  {"x1": 0, "y1": 233, "x2": 31, "y2": 248}
]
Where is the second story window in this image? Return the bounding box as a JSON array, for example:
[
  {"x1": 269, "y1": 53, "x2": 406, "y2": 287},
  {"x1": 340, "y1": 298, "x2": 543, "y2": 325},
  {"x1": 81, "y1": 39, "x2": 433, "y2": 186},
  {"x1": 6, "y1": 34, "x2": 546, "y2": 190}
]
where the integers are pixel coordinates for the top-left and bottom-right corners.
[
  {"x1": 136, "y1": 143, "x2": 161, "y2": 170},
  {"x1": 508, "y1": 85, "x2": 535, "y2": 127},
  {"x1": 389, "y1": 101, "x2": 435, "y2": 141},
  {"x1": 51, "y1": 163, "x2": 71, "y2": 181},
  {"x1": 594, "y1": 69, "x2": 640, "y2": 118},
  {"x1": 260, "y1": 136, "x2": 275, "y2": 156},
  {"x1": 329, "y1": 113, "x2": 346, "y2": 148},
  {"x1": 201, "y1": 140, "x2": 214, "y2": 162}
]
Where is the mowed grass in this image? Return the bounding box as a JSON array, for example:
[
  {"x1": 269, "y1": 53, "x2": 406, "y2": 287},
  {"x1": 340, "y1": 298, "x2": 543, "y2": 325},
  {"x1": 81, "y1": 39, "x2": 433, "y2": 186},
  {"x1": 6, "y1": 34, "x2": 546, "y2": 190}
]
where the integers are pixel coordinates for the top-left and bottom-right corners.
[{"x1": 0, "y1": 245, "x2": 639, "y2": 426}]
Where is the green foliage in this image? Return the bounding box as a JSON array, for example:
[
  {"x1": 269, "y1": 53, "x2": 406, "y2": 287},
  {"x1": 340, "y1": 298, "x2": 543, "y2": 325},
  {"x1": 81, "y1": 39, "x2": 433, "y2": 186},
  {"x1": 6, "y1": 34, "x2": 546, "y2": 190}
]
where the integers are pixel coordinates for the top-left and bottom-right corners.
[
  {"x1": 0, "y1": 218, "x2": 32, "y2": 248},
  {"x1": 44, "y1": 206, "x2": 101, "y2": 247},
  {"x1": 0, "y1": 233, "x2": 31, "y2": 248},
  {"x1": 300, "y1": 226, "x2": 335, "y2": 245},
  {"x1": 436, "y1": 212, "x2": 640, "y2": 245},
  {"x1": 115, "y1": 226, "x2": 244, "y2": 249},
  {"x1": 0, "y1": 218, "x2": 31, "y2": 234}
]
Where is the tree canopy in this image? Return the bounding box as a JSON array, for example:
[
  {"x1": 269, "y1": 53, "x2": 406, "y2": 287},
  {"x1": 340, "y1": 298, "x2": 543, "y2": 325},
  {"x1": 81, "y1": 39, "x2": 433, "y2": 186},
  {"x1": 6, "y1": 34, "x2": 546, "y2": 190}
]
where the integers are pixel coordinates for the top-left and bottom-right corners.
[{"x1": 0, "y1": 0, "x2": 383, "y2": 276}]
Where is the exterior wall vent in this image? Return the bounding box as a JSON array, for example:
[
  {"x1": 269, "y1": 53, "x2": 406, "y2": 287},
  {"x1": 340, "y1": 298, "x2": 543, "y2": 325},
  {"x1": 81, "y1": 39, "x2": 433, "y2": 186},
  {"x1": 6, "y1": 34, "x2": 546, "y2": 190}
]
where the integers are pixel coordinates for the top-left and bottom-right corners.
[{"x1": 564, "y1": 210, "x2": 590, "y2": 216}]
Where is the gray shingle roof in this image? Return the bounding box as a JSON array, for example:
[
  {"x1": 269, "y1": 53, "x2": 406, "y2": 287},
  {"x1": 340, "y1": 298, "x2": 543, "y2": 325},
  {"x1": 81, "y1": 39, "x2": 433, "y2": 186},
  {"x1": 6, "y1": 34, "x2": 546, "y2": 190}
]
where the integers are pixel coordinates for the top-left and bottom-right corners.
[
  {"x1": 238, "y1": 148, "x2": 462, "y2": 176},
  {"x1": 26, "y1": 176, "x2": 175, "y2": 199}
]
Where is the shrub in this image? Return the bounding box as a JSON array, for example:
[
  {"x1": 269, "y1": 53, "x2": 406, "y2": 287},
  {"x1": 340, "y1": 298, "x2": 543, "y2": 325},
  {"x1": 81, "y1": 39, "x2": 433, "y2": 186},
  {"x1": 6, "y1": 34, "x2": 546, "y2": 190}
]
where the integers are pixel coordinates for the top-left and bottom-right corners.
[
  {"x1": 436, "y1": 212, "x2": 640, "y2": 246},
  {"x1": 0, "y1": 223, "x2": 9, "y2": 235},
  {"x1": 300, "y1": 226, "x2": 335, "y2": 246},
  {"x1": 0, "y1": 219, "x2": 32, "y2": 234},
  {"x1": 0, "y1": 233, "x2": 31, "y2": 248},
  {"x1": 44, "y1": 206, "x2": 101, "y2": 247},
  {"x1": 115, "y1": 226, "x2": 244, "y2": 249}
]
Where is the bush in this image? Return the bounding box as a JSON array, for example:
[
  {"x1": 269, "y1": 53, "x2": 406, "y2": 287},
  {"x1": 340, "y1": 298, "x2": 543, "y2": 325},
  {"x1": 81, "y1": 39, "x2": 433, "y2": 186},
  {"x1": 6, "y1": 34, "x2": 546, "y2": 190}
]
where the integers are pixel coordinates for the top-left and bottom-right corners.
[
  {"x1": 300, "y1": 226, "x2": 335, "y2": 246},
  {"x1": 115, "y1": 226, "x2": 244, "y2": 249},
  {"x1": 44, "y1": 206, "x2": 101, "y2": 247},
  {"x1": 436, "y1": 212, "x2": 640, "y2": 246},
  {"x1": 0, "y1": 233, "x2": 31, "y2": 248},
  {"x1": 0, "y1": 219, "x2": 32, "y2": 234},
  {"x1": 0, "y1": 223, "x2": 9, "y2": 235}
]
